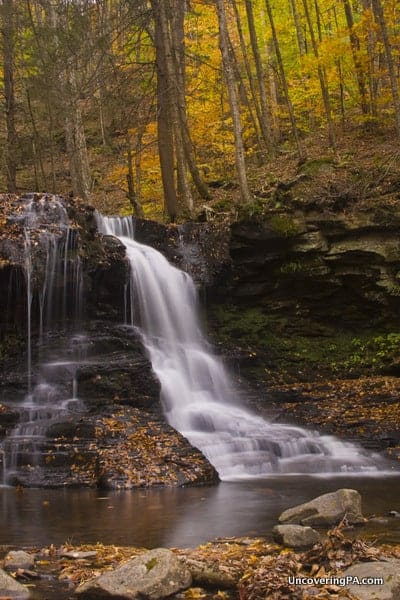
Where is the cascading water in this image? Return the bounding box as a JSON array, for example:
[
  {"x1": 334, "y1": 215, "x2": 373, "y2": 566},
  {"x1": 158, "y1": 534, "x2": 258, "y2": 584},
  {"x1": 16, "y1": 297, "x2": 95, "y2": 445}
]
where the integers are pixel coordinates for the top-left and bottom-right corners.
[
  {"x1": 97, "y1": 215, "x2": 386, "y2": 480},
  {"x1": 1, "y1": 194, "x2": 85, "y2": 485}
]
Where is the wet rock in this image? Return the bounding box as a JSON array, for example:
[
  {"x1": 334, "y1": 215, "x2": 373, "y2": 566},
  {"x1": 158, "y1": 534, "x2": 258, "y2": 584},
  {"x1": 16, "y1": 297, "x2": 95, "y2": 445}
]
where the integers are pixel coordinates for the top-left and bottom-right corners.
[
  {"x1": 75, "y1": 548, "x2": 192, "y2": 599},
  {"x1": 182, "y1": 558, "x2": 237, "y2": 589},
  {"x1": 226, "y1": 209, "x2": 400, "y2": 331},
  {"x1": 93, "y1": 407, "x2": 219, "y2": 490},
  {"x1": 279, "y1": 489, "x2": 364, "y2": 526},
  {"x1": 369, "y1": 517, "x2": 389, "y2": 525},
  {"x1": 4, "y1": 551, "x2": 35, "y2": 571},
  {"x1": 77, "y1": 354, "x2": 160, "y2": 410},
  {"x1": 60, "y1": 551, "x2": 98, "y2": 560},
  {"x1": 342, "y1": 559, "x2": 400, "y2": 599},
  {"x1": 10, "y1": 405, "x2": 218, "y2": 489},
  {"x1": 0, "y1": 568, "x2": 31, "y2": 598},
  {"x1": 0, "y1": 404, "x2": 19, "y2": 437},
  {"x1": 272, "y1": 524, "x2": 321, "y2": 548}
]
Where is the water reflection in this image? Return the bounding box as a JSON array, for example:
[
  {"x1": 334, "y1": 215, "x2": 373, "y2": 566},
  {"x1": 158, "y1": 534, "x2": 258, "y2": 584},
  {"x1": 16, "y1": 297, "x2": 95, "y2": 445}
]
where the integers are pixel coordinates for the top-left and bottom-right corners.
[{"x1": 1, "y1": 477, "x2": 400, "y2": 549}]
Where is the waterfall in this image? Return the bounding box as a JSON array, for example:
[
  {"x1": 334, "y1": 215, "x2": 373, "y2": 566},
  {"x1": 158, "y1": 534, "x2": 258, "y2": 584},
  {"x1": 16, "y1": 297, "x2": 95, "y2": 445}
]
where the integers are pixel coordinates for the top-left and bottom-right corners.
[
  {"x1": 1, "y1": 195, "x2": 85, "y2": 485},
  {"x1": 97, "y1": 215, "x2": 385, "y2": 480}
]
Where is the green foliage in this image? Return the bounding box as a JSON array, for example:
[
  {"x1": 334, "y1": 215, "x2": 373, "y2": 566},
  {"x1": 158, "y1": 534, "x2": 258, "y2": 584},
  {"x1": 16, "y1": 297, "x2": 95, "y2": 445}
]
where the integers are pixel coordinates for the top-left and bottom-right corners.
[
  {"x1": 349, "y1": 333, "x2": 400, "y2": 366},
  {"x1": 279, "y1": 261, "x2": 303, "y2": 274},
  {"x1": 211, "y1": 300, "x2": 400, "y2": 380}
]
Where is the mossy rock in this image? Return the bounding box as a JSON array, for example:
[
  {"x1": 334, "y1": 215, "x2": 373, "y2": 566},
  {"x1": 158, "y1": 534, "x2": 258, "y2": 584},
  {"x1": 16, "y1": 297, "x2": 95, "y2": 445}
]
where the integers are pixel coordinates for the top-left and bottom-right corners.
[
  {"x1": 268, "y1": 214, "x2": 301, "y2": 237},
  {"x1": 298, "y1": 157, "x2": 336, "y2": 176}
]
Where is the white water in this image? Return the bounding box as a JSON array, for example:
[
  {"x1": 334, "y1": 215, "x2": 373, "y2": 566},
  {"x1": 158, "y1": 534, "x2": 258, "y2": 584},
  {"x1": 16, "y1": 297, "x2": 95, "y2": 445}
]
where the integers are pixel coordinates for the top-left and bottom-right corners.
[
  {"x1": 98, "y1": 215, "x2": 387, "y2": 480},
  {"x1": 1, "y1": 195, "x2": 85, "y2": 485}
]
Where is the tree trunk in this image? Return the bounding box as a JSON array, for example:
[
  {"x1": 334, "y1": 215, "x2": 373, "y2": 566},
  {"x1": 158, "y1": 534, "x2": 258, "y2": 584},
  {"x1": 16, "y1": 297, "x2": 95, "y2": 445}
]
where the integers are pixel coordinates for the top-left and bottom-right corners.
[
  {"x1": 46, "y1": 1, "x2": 91, "y2": 199},
  {"x1": 64, "y1": 66, "x2": 92, "y2": 200},
  {"x1": 360, "y1": 0, "x2": 378, "y2": 117},
  {"x1": 265, "y1": 0, "x2": 304, "y2": 159},
  {"x1": 158, "y1": 0, "x2": 193, "y2": 212},
  {"x1": 371, "y1": 0, "x2": 400, "y2": 136},
  {"x1": 342, "y1": 0, "x2": 370, "y2": 116},
  {"x1": 216, "y1": 0, "x2": 252, "y2": 204},
  {"x1": 126, "y1": 132, "x2": 144, "y2": 218},
  {"x1": 169, "y1": 0, "x2": 210, "y2": 200},
  {"x1": 302, "y1": 0, "x2": 336, "y2": 149},
  {"x1": 1, "y1": 0, "x2": 17, "y2": 192},
  {"x1": 244, "y1": 0, "x2": 273, "y2": 150},
  {"x1": 289, "y1": 0, "x2": 306, "y2": 56},
  {"x1": 151, "y1": 0, "x2": 178, "y2": 220},
  {"x1": 231, "y1": 0, "x2": 266, "y2": 156}
]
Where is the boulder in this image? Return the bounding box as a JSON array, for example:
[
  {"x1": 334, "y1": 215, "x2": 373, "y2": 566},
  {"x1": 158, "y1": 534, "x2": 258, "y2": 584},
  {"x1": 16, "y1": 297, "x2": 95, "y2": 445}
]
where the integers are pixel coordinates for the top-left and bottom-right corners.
[
  {"x1": 279, "y1": 489, "x2": 364, "y2": 526},
  {"x1": 272, "y1": 524, "x2": 321, "y2": 548},
  {"x1": 182, "y1": 558, "x2": 237, "y2": 589},
  {"x1": 342, "y1": 560, "x2": 400, "y2": 599},
  {"x1": 75, "y1": 548, "x2": 192, "y2": 599},
  {"x1": 0, "y1": 568, "x2": 31, "y2": 598},
  {"x1": 4, "y1": 551, "x2": 35, "y2": 571}
]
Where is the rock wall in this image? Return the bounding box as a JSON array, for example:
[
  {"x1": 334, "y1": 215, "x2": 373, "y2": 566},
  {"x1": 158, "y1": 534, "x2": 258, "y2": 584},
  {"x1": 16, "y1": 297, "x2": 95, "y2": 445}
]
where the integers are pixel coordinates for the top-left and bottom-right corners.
[{"x1": 229, "y1": 209, "x2": 400, "y2": 328}]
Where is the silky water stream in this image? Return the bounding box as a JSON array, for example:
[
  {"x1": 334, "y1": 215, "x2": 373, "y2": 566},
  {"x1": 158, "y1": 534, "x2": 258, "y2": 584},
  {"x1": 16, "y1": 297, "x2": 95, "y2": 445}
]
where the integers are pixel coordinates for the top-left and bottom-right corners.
[
  {"x1": 1, "y1": 195, "x2": 85, "y2": 485},
  {"x1": 97, "y1": 215, "x2": 393, "y2": 480}
]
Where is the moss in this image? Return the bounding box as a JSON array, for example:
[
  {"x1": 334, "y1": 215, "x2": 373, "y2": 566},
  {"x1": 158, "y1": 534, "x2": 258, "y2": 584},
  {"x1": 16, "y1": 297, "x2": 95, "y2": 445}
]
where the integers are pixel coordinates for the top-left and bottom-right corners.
[
  {"x1": 276, "y1": 258, "x2": 327, "y2": 277},
  {"x1": 268, "y1": 214, "x2": 300, "y2": 237},
  {"x1": 278, "y1": 261, "x2": 303, "y2": 275},
  {"x1": 146, "y1": 557, "x2": 158, "y2": 571},
  {"x1": 237, "y1": 198, "x2": 267, "y2": 220},
  {"x1": 0, "y1": 333, "x2": 23, "y2": 360},
  {"x1": 298, "y1": 157, "x2": 335, "y2": 176},
  {"x1": 209, "y1": 302, "x2": 400, "y2": 381}
]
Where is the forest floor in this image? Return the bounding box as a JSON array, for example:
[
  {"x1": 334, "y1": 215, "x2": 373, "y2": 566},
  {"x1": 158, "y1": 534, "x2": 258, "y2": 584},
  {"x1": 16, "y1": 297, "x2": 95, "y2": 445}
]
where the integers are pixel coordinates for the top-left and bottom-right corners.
[{"x1": 14, "y1": 122, "x2": 399, "y2": 221}]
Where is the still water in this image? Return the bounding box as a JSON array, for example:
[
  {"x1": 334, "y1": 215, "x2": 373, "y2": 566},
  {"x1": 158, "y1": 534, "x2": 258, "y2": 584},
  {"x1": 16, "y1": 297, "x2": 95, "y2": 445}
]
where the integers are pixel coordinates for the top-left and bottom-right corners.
[{"x1": 1, "y1": 476, "x2": 400, "y2": 549}]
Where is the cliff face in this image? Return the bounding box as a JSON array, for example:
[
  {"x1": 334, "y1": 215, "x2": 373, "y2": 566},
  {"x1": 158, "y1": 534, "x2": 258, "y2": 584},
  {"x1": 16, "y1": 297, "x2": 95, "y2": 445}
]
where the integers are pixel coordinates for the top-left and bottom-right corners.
[
  {"x1": 201, "y1": 208, "x2": 400, "y2": 386},
  {"x1": 229, "y1": 208, "x2": 400, "y2": 327}
]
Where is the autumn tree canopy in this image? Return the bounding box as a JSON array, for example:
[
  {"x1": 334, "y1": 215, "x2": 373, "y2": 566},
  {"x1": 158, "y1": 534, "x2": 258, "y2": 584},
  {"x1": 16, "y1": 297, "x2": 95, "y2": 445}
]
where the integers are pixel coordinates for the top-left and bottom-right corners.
[{"x1": 0, "y1": 0, "x2": 399, "y2": 219}]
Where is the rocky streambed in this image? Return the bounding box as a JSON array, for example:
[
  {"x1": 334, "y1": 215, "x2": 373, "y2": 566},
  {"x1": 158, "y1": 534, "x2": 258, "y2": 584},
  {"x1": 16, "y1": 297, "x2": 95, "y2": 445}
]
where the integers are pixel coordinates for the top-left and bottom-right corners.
[{"x1": 2, "y1": 489, "x2": 400, "y2": 600}]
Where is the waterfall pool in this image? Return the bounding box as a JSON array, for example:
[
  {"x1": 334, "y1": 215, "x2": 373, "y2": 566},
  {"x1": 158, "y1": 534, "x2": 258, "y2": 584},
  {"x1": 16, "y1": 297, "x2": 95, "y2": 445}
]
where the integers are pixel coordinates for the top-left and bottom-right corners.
[{"x1": 1, "y1": 476, "x2": 400, "y2": 549}]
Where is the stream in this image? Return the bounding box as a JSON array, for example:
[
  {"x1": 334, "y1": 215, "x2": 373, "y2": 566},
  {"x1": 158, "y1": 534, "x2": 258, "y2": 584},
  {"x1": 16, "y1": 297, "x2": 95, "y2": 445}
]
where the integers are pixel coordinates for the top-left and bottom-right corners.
[{"x1": 1, "y1": 476, "x2": 400, "y2": 550}]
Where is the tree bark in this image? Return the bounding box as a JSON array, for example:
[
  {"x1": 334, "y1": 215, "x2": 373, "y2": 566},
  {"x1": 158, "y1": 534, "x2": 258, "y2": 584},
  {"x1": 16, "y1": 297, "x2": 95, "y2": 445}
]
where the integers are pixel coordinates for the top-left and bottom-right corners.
[
  {"x1": 302, "y1": 0, "x2": 336, "y2": 149},
  {"x1": 231, "y1": 0, "x2": 266, "y2": 156},
  {"x1": 216, "y1": 0, "x2": 252, "y2": 204},
  {"x1": 169, "y1": 0, "x2": 210, "y2": 200},
  {"x1": 342, "y1": 0, "x2": 370, "y2": 116},
  {"x1": 126, "y1": 132, "x2": 144, "y2": 218},
  {"x1": 265, "y1": 0, "x2": 304, "y2": 159},
  {"x1": 1, "y1": 0, "x2": 17, "y2": 192},
  {"x1": 46, "y1": 1, "x2": 91, "y2": 199},
  {"x1": 151, "y1": 0, "x2": 178, "y2": 220},
  {"x1": 63, "y1": 66, "x2": 92, "y2": 200},
  {"x1": 289, "y1": 0, "x2": 306, "y2": 56},
  {"x1": 244, "y1": 0, "x2": 273, "y2": 150},
  {"x1": 360, "y1": 0, "x2": 378, "y2": 117},
  {"x1": 371, "y1": 0, "x2": 400, "y2": 136}
]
